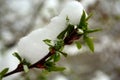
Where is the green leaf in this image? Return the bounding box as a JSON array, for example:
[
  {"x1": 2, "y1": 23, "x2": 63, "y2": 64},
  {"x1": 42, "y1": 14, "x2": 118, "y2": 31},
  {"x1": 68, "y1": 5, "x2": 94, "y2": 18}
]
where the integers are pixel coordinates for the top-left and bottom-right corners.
[
  {"x1": 23, "y1": 65, "x2": 29, "y2": 73},
  {"x1": 0, "y1": 68, "x2": 9, "y2": 75},
  {"x1": 0, "y1": 68, "x2": 9, "y2": 79},
  {"x1": 43, "y1": 39, "x2": 52, "y2": 46},
  {"x1": 66, "y1": 24, "x2": 74, "y2": 36},
  {"x1": 22, "y1": 59, "x2": 31, "y2": 66},
  {"x1": 78, "y1": 10, "x2": 86, "y2": 28},
  {"x1": 53, "y1": 53, "x2": 60, "y2": 62},
  {"x1": 86, "y1": 29, "x2": 102, "y2": 33},
  {"x1": 47, "y1": 66, "x2": 65, "y2": 72},
  {"x1": 52, "y1": 66, "x2": 65, "y2": 71},
  {"x1": 66, "y1": 16, "x2": 69, "y2": 22},
  {"x1": 86, "y1": 13, "x2": 93, "y2": 21},
  {"x1": 57, "y1": 30, "x2": 67, "y2": 39},
  {"x1": 54, "y1": 39, "x2": 64, "y2": 51},
  {"x1": 13, "y1": 52, "x2": 22, "y2": 62},
  {"x1": 75, "y1": 41, "x2": 82, "y2": 49},
  {"x1": 43, "y1": 39, "x2": 51, "y2": 43},
  {"x1": 45, "y1": 61, "x2": 55, "y2": 67},
  {"x1": 84, "y1": 36, "x2": 94, "y2": 52},
  {"x1": 58, "y1": 51, "x2": 67, "y2": 57},
  {"x1": 0, "y1": 75, "x2": 2, "y2": 80},
  {"x1": 57, "y1": 24, "x2": 74, "y2": 39}
]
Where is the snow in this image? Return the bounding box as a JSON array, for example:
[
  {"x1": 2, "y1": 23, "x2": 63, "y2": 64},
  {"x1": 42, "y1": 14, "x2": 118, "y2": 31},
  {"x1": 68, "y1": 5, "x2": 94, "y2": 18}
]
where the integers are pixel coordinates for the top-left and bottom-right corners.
[
  {"x1": 63, "y1": 44, "x2": 86, "y2": 55},
  {"x1": 81, "y1": 0, "x2": 97, "y2": 9},
  {"x1": 17, "y1": 1, "x2": 86, "y2": 64},
  {"x1": 59, "y1": 1, "x2": 84, "y2": 25}
]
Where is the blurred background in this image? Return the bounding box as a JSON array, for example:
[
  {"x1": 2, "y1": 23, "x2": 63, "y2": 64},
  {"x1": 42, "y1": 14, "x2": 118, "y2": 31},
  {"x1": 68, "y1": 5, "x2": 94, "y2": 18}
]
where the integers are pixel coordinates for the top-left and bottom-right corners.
[{"x1": 0, "y1": 0, "x2": 120, "y2": 80}]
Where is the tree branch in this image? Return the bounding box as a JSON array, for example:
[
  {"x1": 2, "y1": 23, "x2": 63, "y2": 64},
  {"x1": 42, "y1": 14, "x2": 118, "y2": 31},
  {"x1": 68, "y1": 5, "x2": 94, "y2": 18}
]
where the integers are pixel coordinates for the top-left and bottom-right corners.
[
  {"x1": 3, "y1": 52, "x2": 52, "y2": 77},
  {"x1": 3, "y1": 29, "x2": 82, "y2": 78}
]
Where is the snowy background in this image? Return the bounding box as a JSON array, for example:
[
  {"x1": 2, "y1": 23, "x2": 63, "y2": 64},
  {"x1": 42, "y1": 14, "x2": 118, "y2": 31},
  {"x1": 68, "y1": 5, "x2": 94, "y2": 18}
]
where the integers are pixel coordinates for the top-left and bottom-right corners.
[{"x1": 0, "y1": 0, "x2": 120, "y2": 80}]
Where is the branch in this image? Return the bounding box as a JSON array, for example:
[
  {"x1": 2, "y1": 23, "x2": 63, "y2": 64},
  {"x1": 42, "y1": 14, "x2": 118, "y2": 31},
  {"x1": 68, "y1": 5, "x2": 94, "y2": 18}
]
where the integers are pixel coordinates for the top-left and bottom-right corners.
[
  {"x1": 3, "y1": 29, "x2": 81, "y2": 78},
  {"x1": 1, "y1": 10, "x2": 99, "y2": 79},
  {"x1": 3, "y1": 52, "x2": 52, "y2": 77}
]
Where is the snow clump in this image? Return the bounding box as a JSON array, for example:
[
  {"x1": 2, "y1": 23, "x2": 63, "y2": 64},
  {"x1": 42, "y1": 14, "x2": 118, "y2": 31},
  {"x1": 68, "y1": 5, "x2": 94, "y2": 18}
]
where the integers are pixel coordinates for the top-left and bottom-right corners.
[{"x1": 17, "y1": 1, "x2": 86, "y2": 64}]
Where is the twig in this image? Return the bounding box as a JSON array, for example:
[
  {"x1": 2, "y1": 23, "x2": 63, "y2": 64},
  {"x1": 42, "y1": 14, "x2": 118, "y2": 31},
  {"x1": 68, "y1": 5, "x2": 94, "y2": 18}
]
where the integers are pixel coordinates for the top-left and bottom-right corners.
[
  {"x1": 3, "y1": 29, "x2": 82, "y2": 78},
  {"x1": 3, "y1": 52, "x2": 52, "y2": 77}
]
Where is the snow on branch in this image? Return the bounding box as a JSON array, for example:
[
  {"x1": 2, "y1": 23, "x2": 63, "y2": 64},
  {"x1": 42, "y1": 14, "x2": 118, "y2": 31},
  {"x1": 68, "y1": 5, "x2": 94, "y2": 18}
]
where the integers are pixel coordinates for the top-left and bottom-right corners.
[
  {"x1": 0, "y1": 1, "x2": 100, "y2": 79},
  {"x1": 17, "y1": 1, "x2": 85, "y2": 64}
]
